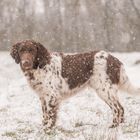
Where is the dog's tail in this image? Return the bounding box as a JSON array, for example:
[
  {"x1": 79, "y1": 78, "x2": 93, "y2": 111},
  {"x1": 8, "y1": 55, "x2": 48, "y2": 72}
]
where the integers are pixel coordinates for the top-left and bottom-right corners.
[{"x1": 119, "y1": 66, "x2": 140, "y2": 96}]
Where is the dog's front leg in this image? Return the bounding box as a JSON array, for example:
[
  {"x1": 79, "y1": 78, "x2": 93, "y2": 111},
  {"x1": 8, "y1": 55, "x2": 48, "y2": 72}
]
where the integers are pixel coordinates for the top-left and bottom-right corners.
[{"x1": 39, "y1": 95, "x2": 58, "y2": 133}]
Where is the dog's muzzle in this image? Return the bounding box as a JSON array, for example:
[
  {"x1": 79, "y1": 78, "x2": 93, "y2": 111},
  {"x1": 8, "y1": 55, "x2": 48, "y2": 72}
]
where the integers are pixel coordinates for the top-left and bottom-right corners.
[
  {"x1": 21, "y1": 60, "x2": 32, "y2": 70},
  {"x1": 21, "y1": 53, "x2": 33, "y2": 70}
]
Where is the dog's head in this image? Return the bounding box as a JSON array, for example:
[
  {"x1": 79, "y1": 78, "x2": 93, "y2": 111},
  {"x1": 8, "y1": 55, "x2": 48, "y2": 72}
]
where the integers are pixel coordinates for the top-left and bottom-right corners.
[{"x1": 10, "y1": 40, "x2": 50, "y2": 71}]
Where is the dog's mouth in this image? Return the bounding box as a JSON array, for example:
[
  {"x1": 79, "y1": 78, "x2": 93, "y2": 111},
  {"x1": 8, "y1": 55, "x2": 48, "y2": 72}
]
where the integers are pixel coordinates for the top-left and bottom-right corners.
[{"x1": 21, "y1": 60, "x2": 33, "y2": 71}]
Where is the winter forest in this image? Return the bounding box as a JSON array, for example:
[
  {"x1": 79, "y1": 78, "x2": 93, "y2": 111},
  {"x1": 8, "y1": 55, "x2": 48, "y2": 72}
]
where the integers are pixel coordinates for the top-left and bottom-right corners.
[
  {"x1": 0, "y1": 0, "x2": 140, "y2": 140},
  {"x1": 0, "y1": 0, "x2": 140, "y2": 52}
]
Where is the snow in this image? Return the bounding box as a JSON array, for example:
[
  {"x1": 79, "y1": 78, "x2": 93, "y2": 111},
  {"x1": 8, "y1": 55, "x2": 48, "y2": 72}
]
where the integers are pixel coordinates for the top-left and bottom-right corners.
[{"x1": 0, "y1": 51, "x2": 140, "y2": 140}]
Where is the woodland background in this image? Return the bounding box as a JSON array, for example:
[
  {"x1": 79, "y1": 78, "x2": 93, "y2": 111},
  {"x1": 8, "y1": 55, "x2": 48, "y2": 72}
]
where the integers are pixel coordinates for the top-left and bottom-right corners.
[{"x1": 0, "y1": 0, "x2": 140, "y2": 52}]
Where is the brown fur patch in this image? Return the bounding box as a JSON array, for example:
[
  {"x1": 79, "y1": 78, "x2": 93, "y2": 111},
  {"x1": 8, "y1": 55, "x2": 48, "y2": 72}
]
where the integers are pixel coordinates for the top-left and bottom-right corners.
[
  {"x1": 34, "y1": 42, "x2": 51, "y2": 69},
  {"x1": 106, "y1": 54, "x2": 122, "y2": 84},
  {"x1": 28, "y1": 72, "x2": 35, "y2": 80},
  {"x1": 61, "y1": 51, "x2": 98, "y2": 89}
]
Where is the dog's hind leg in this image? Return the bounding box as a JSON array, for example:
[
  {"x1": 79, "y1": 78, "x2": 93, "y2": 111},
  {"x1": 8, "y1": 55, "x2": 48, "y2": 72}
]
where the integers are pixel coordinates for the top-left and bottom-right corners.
[{"x1": 95, "y1": 85, "x2": 124, "y2": 128}]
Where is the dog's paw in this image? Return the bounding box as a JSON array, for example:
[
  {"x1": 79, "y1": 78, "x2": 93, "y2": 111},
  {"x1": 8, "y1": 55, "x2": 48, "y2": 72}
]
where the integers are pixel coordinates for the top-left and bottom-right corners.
[
  {"x1": 109, "y1": 122, "x2": 119, "y2": 128},
  {"x1": 43, "y1": 125, "x2": 56, "y2": 135}
]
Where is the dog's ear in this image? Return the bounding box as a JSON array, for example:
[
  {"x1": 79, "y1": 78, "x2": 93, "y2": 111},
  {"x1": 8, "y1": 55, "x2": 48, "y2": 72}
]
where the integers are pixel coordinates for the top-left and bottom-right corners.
[
  {"x1": 10, "y1": 43, "x2": 20, "y2": 64},
  {"x1": 35, "y1": 42, "x2": 51, "y2": 68}
]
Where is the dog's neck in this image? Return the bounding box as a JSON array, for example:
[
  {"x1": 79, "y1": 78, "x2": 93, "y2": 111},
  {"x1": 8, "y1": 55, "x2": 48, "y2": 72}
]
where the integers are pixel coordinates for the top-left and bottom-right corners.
[{"x1": 23, "y1": 52, "x2": 51, "y2": 82}]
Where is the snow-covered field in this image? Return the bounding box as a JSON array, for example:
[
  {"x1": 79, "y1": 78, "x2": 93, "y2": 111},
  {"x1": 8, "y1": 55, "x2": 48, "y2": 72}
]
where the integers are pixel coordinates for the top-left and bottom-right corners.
[{"x1": 0, "y1": 51, "x2": 140, "y2": 140}]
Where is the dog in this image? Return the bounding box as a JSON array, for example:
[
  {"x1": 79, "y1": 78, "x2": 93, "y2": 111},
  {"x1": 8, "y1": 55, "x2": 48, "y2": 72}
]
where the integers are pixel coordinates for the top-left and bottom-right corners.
[{"x1": 10, "y1": 40, "x2": 140, "y2": 132}]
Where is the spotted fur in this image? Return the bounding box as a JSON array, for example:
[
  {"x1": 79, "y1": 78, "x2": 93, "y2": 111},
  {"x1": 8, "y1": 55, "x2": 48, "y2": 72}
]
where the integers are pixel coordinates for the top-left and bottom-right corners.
[{"x1": 11, "y1": 40, "x2": 140, "y2": 132}]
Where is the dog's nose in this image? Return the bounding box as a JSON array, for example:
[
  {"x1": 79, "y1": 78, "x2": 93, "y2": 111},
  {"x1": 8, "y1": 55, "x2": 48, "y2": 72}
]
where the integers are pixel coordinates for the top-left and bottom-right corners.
[{"x1": 22, "y1": 60, "x2": 31, "y2": 68}]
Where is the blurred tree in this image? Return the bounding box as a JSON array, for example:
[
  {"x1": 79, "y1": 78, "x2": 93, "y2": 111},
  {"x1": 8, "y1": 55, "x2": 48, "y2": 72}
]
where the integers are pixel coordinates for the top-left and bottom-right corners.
[{"x1": 0, "y1": 0, "x2": 140, "y2": 52}]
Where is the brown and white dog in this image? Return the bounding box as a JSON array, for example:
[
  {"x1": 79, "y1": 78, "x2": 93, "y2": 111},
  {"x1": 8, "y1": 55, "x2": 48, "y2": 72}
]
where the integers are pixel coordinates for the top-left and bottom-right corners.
[{"x1": 10, "y1": 40, "x2": 140, "y2": 132}]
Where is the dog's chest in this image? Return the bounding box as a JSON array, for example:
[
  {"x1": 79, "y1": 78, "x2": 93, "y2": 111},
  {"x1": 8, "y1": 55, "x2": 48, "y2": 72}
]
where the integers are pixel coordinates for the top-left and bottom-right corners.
[
  {"x1": 26, "y1": 62, "x2": 66, "y2": 94},
  {"x1": 26, "y1": 69, "x2": 46, "y2": 92}
]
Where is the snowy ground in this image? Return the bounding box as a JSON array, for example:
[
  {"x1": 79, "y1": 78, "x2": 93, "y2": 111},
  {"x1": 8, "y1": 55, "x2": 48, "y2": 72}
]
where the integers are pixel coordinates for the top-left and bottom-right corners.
[{"x1": 0, "y1": 51, "x2": 140, "y2": 140}]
